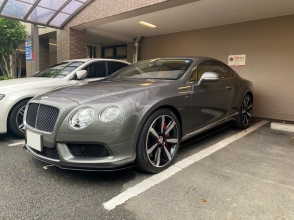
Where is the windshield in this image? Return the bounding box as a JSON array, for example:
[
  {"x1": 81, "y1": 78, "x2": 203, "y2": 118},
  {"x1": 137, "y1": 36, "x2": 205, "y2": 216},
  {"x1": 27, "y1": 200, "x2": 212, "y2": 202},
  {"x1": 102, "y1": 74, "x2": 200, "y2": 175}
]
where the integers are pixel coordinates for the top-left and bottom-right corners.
[
  {"x1": 32, "y1": 61, "x2": 85, "y2": 78},
  {"x1": 109, "y1": 59, "x2": 193, "y2": 80}
]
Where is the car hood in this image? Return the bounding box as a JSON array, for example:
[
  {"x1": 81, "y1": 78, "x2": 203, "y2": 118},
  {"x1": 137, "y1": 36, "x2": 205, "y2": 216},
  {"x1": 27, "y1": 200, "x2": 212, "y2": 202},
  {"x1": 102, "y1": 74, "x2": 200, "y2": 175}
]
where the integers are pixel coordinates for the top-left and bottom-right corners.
[
  {"x1": 0, "y1": 77, "x2": 61, "y2": 94},
  {"x1": 41, "y1": 80, "x2": 173, "y2": 104}
]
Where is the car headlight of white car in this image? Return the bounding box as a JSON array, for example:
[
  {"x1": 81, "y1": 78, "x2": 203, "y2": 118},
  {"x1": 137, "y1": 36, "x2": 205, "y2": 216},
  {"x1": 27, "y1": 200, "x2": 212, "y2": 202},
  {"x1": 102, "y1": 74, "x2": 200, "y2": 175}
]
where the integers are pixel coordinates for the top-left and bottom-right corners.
[
  {"x1": 68, "y1": 107, "x2": 94, "y2": 130},
  {"x1": 99, "y1": 106, "x2": 120, "y2": 122},
  {"x1": 0, "y1": 94, "x2": 5, "y2": 102}
]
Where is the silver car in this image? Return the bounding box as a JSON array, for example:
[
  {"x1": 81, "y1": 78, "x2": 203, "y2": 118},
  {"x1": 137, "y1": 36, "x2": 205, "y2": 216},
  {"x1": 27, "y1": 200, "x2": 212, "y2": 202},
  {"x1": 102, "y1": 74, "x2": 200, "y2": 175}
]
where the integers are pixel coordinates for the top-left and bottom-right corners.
[
  {"x1": 0, "y1": 59, "x2": 130, "y2": 137},
  {"x1": 24, "y1": 57, "x2": 253, "y2": 173}
]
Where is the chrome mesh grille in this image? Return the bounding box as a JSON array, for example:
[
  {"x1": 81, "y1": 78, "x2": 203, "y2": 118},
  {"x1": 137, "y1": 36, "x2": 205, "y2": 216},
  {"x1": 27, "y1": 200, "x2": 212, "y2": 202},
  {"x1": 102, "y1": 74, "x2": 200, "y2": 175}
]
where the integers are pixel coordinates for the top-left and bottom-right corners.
[
  {"x1": 26, "y1": 103, "x2": 38, "y2": 128},
  {"x1": 67, "y1": 144, "x2": 110, "y2": 158},
  {"x1": 26, "y1": 103, "x2": 59, "y2": 133}
]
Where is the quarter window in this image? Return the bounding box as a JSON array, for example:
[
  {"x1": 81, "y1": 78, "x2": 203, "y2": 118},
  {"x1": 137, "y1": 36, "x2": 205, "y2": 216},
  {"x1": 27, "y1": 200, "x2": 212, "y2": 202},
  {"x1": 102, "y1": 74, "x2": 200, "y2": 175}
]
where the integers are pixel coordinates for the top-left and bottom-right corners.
[{"x1": 223, "y1": 65, "x2": 234, "y2": 78}]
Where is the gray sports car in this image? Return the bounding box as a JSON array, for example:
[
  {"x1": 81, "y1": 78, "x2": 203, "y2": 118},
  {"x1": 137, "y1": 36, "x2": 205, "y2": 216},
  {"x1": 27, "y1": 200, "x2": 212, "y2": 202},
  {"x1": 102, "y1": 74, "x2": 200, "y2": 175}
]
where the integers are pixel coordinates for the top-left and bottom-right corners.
[{"x1": 23, "y1": 57, "x2": 253, "y2": 173}]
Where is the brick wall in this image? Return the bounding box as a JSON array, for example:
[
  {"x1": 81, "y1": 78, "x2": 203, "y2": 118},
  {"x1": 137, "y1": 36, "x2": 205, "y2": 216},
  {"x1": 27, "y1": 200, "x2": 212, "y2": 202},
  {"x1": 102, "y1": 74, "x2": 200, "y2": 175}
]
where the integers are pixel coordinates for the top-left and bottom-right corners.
[
  {"x1": 39, "y1": 38, "x2": 50, "y2": 70},
  {"x1": 57, "y1": 27, "x2": 70, "y2": 62},
  {"x1": 69, "y1": 28, "x2": 87, "y2": 59},
  {"x1": 57, "y1": 27, "x2": 87, "y2": 62},
  {"x1": 68, "y1": 0, "x2": 168, "y2": 27}
]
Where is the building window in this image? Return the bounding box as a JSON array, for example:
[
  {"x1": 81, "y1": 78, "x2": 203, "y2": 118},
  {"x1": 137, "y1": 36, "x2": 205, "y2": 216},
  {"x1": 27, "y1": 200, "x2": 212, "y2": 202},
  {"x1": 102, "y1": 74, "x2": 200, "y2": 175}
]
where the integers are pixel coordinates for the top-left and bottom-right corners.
[
  {"x1": 104, "y1": 48, "x2": 113, "y2": 57},
  {"x1": 87, "y1": 45, "x2": 96, "y2": 58},
  {"x1": 102, "y1": 44, "x2": 127, "y2": 60}
]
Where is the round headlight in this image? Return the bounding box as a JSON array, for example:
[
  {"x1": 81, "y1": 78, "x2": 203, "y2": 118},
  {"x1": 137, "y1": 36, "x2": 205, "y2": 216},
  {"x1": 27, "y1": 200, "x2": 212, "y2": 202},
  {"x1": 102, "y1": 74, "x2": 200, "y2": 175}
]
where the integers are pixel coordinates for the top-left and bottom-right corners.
[
  {"x1": 69, "y1": 107, "x2": 94, "y2": 130},
  {"x1": 99, "y1": 106, "x2": 120, "y2": 122}
]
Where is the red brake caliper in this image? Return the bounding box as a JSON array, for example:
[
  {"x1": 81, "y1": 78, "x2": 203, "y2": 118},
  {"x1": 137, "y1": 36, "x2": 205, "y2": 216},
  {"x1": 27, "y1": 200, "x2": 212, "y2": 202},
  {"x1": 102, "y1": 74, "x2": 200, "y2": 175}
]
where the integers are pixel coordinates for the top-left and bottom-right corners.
[{"x1": 163, "y1": 123, "x2": 169, "y2": 148}]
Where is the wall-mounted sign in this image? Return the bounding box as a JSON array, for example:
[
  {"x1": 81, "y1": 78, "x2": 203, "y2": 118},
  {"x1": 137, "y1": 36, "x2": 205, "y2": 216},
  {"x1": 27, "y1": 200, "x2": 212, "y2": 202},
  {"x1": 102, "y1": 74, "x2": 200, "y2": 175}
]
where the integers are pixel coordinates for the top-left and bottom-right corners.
[
  {"x1": 228, "y1": 54, "x2": 246, "y2": 67},
  {"x1": 25, "y1": 39, "x2": 33, "y2": 61}
]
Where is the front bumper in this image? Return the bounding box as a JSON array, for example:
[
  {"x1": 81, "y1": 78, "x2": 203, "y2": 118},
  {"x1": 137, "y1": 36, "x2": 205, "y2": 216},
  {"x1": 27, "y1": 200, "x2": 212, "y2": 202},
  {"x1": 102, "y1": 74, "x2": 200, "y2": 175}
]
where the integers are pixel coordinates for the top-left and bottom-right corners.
[
  {"x1": 23, "y1": 98, "x2": 139, "y2": 171},
  {"x1": 24, "y1": 140, "x2": 136, "y2": 171},
  {"x1": 0, "y1": 100, "x2": 11, "y2": 134},
  {"x1": 0, "y1": 115, "x2": 7, "y2": 133}
]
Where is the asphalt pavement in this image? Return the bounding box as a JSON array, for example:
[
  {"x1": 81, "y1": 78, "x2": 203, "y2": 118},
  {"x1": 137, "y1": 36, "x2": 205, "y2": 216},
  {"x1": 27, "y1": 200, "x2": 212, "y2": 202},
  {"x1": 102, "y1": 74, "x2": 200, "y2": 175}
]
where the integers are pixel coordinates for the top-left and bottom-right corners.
[{"x1": 0, "y1": 120, "x2": 293, "y2": 219}]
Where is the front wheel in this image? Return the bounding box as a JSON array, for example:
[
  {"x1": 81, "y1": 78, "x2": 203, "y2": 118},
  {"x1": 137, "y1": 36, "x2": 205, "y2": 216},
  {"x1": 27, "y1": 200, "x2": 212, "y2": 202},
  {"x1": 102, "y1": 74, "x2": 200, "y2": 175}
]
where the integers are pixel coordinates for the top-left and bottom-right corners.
[
  {"x1": 236, "y1": 94, "x2": 253, "y2": 129},
  {"x1": 7, "y1": 99, "x2": 29, "y2": 138},
  {"x1": 135, "y1": 108, "x2": 181, "y2": 173}
]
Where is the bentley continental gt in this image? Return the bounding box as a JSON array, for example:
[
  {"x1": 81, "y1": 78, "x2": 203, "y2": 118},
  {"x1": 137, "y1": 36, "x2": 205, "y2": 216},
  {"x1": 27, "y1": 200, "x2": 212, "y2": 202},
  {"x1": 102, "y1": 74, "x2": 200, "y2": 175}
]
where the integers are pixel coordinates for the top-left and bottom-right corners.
[{"x1": 23, "y1": 57, "x2": 253, "y2": 173}]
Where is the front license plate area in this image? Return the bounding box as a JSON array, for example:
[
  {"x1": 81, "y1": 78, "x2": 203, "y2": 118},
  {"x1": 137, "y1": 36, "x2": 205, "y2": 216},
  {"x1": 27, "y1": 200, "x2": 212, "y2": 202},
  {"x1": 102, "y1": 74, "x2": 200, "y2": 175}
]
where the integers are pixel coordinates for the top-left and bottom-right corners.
[{"x1": 27, "y1": 130, "x2": 43, "y2": 152}]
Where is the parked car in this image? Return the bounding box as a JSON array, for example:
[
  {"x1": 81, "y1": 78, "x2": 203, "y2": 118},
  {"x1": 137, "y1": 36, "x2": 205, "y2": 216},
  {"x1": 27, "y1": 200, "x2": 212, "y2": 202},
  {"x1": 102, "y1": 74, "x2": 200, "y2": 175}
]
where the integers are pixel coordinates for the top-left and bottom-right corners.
[
  {"x1": 23, "y1": 57, "x2": 253, "y2": 173},
  {"x1": 0, "y1": 59, "x2": 130, "y2": 138}
]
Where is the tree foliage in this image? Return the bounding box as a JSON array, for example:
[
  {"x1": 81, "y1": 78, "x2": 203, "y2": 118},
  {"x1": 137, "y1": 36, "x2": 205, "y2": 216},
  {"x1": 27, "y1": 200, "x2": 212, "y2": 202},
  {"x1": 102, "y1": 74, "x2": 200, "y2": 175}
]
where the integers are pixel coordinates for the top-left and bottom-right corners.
[{"x1": 0, "y1": 18, "x2": 27, "y2": 78}]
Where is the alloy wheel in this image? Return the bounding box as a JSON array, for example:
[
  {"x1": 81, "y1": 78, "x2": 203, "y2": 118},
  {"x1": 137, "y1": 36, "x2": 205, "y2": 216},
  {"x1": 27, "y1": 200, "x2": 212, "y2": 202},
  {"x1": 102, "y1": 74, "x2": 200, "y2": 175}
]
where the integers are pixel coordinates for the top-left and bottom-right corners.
[
  {"x1": 16, "y1": 105, "x2": 26, "y2": 133},
  {"x1": 146, "y1": 115, "x2": 179, "y2": 167},
  {"x1": 241, "y1": 96, "x2": 252, "y2": 126}
]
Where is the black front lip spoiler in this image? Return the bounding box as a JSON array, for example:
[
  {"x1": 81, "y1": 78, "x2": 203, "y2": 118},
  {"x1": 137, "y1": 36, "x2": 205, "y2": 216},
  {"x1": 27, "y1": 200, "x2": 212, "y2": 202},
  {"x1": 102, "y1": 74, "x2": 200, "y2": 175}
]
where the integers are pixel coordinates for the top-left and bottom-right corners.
[{"x1": 23, "y1": 145, "x2": 134, "y2": 172}]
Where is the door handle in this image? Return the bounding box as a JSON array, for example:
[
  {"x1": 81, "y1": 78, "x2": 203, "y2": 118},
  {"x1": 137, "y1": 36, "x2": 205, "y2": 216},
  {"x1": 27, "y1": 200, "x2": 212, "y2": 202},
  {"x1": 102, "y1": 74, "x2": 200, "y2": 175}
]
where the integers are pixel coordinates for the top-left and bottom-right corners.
[{"x1": 226, "y1": 86, "x2": 232, "y2": 90}]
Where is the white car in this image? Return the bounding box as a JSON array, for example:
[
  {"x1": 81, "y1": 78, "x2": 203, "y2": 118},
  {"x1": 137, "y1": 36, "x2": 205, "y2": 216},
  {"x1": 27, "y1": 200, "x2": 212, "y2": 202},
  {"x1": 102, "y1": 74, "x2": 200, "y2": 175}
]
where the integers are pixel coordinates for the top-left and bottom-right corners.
[{"x1": 0, "y1": 58, "x2": 130, "y2": 138}]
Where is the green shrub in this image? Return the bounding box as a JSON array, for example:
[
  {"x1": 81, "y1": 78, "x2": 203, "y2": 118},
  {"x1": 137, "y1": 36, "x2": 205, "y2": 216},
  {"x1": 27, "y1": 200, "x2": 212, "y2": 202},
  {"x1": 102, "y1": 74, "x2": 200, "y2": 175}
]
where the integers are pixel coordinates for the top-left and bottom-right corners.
[{"x1": 0, "y1": 76, "x2": 10, "y2": 80}]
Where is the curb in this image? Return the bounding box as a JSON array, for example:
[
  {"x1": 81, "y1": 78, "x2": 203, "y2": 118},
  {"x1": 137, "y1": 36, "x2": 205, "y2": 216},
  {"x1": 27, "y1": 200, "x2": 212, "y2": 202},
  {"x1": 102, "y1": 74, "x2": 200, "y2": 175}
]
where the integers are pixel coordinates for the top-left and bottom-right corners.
[{"x1": 270, "y1": 122, "x2": 294, "y2": 133}]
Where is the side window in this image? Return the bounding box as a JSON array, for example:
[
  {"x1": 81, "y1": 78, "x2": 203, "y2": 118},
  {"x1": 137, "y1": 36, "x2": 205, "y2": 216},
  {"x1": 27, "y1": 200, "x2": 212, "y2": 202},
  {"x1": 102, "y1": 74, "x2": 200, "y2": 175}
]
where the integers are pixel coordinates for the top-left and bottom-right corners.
[
  {"x1": 223, "y1": 65, "x2": 234, "y2": 78},
  {"x1": 83, "y1": 61, "x2": 108, "y2": 78},
  {"x1": 109, "y1": 61, "x2": 129, "y2": 74},
  {"x1": 211, "y1": 61, "x2": 225, "y2": 79}
]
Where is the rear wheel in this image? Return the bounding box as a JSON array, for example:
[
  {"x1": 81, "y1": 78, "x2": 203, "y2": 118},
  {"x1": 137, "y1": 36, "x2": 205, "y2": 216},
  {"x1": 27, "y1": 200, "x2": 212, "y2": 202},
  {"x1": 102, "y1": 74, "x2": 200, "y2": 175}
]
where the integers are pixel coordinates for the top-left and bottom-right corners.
[
  {"x1": 135, "y1": 108, "x2": 180, "y2": 173},
  {"x1": 236, "y1": 94, "x2": 253, "y2": 129},
  {"x1": 8, "y1": 99, "x2": 29, "y2": 138}
]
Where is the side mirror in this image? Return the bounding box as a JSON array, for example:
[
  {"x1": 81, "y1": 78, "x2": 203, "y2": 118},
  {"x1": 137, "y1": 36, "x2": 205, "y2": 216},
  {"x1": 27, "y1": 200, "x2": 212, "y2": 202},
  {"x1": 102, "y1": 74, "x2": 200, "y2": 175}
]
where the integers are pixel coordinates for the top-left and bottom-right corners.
[
  {"x1": 75, "y1": 70, "x2": 88, "y2": 80},
  {"x1": 198, "y1": 72, "x2": 220, "y2": 85}
]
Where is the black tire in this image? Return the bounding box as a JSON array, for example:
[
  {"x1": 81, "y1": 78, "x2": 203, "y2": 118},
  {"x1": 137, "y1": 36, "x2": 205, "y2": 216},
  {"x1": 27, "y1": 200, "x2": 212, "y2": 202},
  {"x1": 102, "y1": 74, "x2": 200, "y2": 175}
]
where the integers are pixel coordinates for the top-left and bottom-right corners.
[
  {"x1": 236, "y1": 94, "x2": 253, "y2": 129},
  {"x1": 7, "y1": 99, "x2": 29, "y2": 138},
  {"x1": 135, "y1": 108, "x2": 181, "y2": 173}
]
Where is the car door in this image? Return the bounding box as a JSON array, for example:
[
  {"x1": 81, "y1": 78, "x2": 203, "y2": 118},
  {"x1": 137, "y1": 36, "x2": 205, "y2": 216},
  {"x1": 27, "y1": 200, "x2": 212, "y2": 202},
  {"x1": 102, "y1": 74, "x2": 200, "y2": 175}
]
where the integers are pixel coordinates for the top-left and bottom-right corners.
[
  {"x1": 223, "y1": 64, "x2": 238, "y2": 116},
  {"x1": 188, "y1": 60, "x2": 233, "y2": 132}
]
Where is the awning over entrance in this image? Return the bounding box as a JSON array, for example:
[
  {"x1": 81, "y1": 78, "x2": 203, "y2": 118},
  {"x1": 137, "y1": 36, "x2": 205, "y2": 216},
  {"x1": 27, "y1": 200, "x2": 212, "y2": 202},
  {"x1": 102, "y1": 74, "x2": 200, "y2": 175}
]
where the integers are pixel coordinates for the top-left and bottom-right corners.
[{"x1": 0, "y1": 0, "x2": 92, "y2": 28}]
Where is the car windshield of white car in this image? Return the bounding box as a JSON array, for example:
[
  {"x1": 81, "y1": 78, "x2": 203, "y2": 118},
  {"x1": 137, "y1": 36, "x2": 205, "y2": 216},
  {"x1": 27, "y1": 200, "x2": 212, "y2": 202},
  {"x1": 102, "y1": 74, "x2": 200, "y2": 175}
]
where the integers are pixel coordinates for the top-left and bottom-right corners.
[
  {"x1": 109, "y1": 59, "x2": 193, "y2": 80},
  {"x1": 32, "y1": 61, "x2": 85, "y2": 78}
]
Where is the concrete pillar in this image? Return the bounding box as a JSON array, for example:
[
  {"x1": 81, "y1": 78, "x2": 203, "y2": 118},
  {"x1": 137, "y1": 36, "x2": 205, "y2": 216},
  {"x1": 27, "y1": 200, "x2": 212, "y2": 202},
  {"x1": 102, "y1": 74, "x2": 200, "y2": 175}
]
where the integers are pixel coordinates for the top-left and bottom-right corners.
[
  {"x1": 39, "y1": 38, "x2": 50, "y2": 70},
  {"x1": 26, "y1": 24, "x2": 39, "y2": 77},
  {"x1": 57, "y1": 27, "x2": 87, "y2": 62},
  {"x1": 26, "y1": 61, "x2": 32, "y2": 77},
  {"x1": 31, "y1": 24, "x2": 39, "y2": 74}
]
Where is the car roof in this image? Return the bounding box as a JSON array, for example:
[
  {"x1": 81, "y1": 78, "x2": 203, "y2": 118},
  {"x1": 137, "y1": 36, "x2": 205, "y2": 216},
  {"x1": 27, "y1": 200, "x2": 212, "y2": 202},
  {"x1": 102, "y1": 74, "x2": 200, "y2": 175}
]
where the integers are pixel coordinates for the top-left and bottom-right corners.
[
  {"x1": 139, "y1": 56, "x2": 224, "y2": 64},
  {"x1": 65, "y1": 58, "x2": 130, "y2": 64}
]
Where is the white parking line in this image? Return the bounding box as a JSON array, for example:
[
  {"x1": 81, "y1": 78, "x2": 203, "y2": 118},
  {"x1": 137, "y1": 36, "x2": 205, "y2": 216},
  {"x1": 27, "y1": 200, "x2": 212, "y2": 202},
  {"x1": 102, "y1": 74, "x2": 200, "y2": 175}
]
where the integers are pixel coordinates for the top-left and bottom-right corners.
[
  {"x1": 103, "y1": 120, "x2": 269, "y2": 211},
  {"x1": 8, "y1": 141, "x2": 25, "y2": 146}
]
